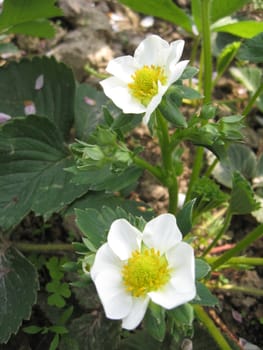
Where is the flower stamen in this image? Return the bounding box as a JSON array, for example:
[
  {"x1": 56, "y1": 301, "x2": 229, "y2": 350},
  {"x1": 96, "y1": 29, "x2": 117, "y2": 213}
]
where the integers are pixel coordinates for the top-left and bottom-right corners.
[
  {"x1": 128, "y1": 65, "x2": 167, "y2": 106},
  {"x1": 122, "y1": 248, "x2": 170, "y2": 297}
]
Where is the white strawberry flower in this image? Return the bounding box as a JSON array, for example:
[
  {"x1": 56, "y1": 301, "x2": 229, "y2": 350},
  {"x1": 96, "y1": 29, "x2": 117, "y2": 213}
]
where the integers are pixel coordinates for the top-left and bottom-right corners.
[
  {"x1": 90, "y1": 213, "x2": 196, "y2": 330},
  {"x1": 100, "y1": 34, "x2": 189, "y2": 124}
]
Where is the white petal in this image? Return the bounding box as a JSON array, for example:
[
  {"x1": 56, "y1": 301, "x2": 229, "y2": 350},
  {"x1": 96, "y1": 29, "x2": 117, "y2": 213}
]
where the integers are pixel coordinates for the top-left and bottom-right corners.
[
  {"x1": 166, "y1": 40, "x2": 185, "y2": 68},
  {"x1": 142, "y1": 83, "x2": 168, "y2": 124},
  {"x1": 100, "y1": 77, "x2": 146, "y2": 114},
  {"x1": 94, "y1": 270, "x2": 132, "y2": 319},
  {"x1": 166, "y1": 242, "x2": 196, "y2": 292},
  {"x1": 108, "y1": 219, "x2": 142, "y2": 260},
  {"x1": 149, "y1": 279, "x2": 195, "y2": 309},
  {"x1": 90, "y1": 243, "x2": 121, "y2": 281},
  {"x1": 122, "y1": 296, "x2": 149, "y2": 330},
  {"x1": 168, "y1": 60, "x2": 189, "y2": 85},
  {"x1": 143, "y1": 213, "x2": 182, "y2": 254},
  {"x1": 0, "y1": 112, "x2": 11, "y2": 123},
  {"x1": 106, "y1": 55, "x2": 137, "y2": 83},
  {"x1": 134, "y1": 34, "x2": 170, "y2": 66}
]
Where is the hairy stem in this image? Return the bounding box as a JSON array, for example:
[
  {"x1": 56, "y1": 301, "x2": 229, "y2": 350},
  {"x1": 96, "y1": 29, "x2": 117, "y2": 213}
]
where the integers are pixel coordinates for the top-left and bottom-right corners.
[
  {"x1": 14, "y1": 242, "x2": 74, "y2": 253},
  {"x1": 194, "y1": 305, "x2": 232, "y2": 350},
  {"x1": 243, "y1": 82, "x2": 263, "y2": 117},
  {"x1": 184, "y1": 146, "x2": 204, "y2": 203},
  {"x1": 133, "y1": 155, "x2": 163, "y2": 182},
  {"x1": 202, "y1": 209, "x2": 232, "y2": 257},
  {"x1": 211, "y1": 223, "x2": 263, "y2": 270},
  {"x1": 200, "y1": 0, "x2": 212, "y2": 103},
  {"x1": 206, "y1": 256, "x2": 263, "y2": 267},
  {"x1": 210, "y1": 284, "x2": 263, "y2": 297},
  {"x1": 156, "y1": 109, "x2": 178, "y2": 213}
]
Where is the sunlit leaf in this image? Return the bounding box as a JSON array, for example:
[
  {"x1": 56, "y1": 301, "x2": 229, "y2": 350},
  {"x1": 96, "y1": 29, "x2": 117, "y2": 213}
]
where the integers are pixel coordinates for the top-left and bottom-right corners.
[
  {"x1": 0, "y1": 0, "x2": 62, "y2": 37},
  {"x1": 216, "y1": 41, "x2": 241, "y2": 76},
  {"x1": 118, "y1": 0, "x2": 193, "y2": 34},
  {"x1": 212, "y1": 18, "x2": 263, "y2": 39},
  {"x1": 210, "y1": 0, "x2": 250, "y2": 23}
]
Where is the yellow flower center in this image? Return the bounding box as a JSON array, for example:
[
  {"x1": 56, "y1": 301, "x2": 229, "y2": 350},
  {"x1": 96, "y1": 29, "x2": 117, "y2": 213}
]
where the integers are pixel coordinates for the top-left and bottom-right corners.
[
  {"x1": 128, "y1": 65, "x2": 167, "y2": 106},
  {"x1": 122, "y1": 248, "x2": 171, "y2": 297}
]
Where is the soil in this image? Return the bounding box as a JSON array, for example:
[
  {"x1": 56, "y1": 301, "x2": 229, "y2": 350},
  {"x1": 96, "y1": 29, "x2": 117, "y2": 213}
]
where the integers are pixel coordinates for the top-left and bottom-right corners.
[{"x1": 1, "y1": 0, "x2": 263, "y2": 349}]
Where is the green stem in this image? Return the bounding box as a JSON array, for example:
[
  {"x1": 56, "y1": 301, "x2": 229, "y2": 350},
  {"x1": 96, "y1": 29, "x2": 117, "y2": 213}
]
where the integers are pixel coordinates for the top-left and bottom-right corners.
[
  {"x1": 133, "y1": 155, "x2": 163, "y2": 182},
  {"x1": 14, "y1": 242, "x2": 74, "y2": 253},
  {"x1": 190, "y1": 35, "x2": 200, "y2": 67},
  {"x1": 210, "y1": 284, "x2": 263, "y2": 297},
  {"x1": 156, "y1": 109, "x2": 178, "y2": 213},
  {"x1": 202, "y1": 209, "x2": 232, "y2": 257},
  {"x1": 201, "y1": 0, "x2": 213, "y2": 103},
  {"x1": 185, "y1": 0, "x2": 212, "y2": 200},
  {"x1": 184, "y1": 147, "x2": 204, "y2": 203},
  {"x1": 242, "y1": 82, "x2": 263, "y2": 117},
  {"x1": 211, "y1": 223, "x2": 263, "y2": 270},
  {"x1": 206, "y1": 256, "x2": 263, "y2": 267},
  {"x1": 194, "y1": 305, "x2": 232, "y2": 350},
  {"x1": 156, "y1": 109, "x2": 172, "y2": 170},
  {"x1": 204, "y1": 157, "x2": 218, "y2": 177}
]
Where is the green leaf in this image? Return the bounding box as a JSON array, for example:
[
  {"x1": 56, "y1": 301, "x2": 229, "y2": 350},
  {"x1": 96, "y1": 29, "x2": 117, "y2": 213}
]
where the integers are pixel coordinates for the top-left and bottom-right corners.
[
  {"x1": 230, "y1": 65, "x2": 263, "y2": 111},
  {"x1": 0, "y1": 56, "x2": 75, "y2": 140},
  {"x1": 237, "y1": 32, "x2": 263, "y2": 63},
  {"x1": 195, "y1": 259, "x2": 211, "y2": 280},
  {"x1": 49, "y1": 333, "x2": 60, "y2": 350},
  {"x1": 176, "y1": 199, "x2": 196, "y2": 235},
  {"x1": 7, "y1": 19, "x2": 56, "y2": 38},
  {"x1": 49, "y1": 325, "x2": 68, "y2": 335},
  {"x1": 168, "y1": 303, "x2": 194, "y2": 326},
  {"x1": 119, "y1": 330, "x2": 161, "y2": 350},
  {"x1": 59, "y1": 306, "x2": 74, "y2": 325},
  {"x1": 180, "y1": 66, "x2": 199, "y2": 80},
  {"x1": 68, "y1": 313, "x2": 121, "y2": 350},
  {"x1": 0, "y1": 41, "x2": 19, "y2": 54},
  {"x1": 212, "y1": 19, "x2": 263, "y2": 39},
  {"x1": 191, "y1": 0, "x2": 202, "y2": 32},
  {"x1": 65, "y1": 192, "x2": 153, "y2": 222},
  {"x1": 216, "y1": 41, "x2": 241, "y2": 76},
  {"x1": 118, "y1": 0, "x2": 193, "y2": 34},
  {"x1": 210, "y1": 0, "x2": 251, "y2": 24},
  {"x1": 159, "y1": 98, "x2": 187, "y2": 128},
  {"x1": 230, "y1": 66, "x2": 262, "y2": 92},
  {"x1": 180, "y1": 86, "x2": 203, "y2": 100},
  {"x1": 70, "y1": 164, "x2": 142, "y2": 192},
  {"x1": 75, "y1": 208, "x2": 110, "y2": 251},
  {"x1": 0, "y1": 247, "x2": 39, "y2": 343},
  {"x1": 199, "y1": 104, "x2": 217, "y2": 120},
  {"x1": 192, "y1": 282, "x2": 218, "y2": 306},
  {"x1": 0, "y1": 116, "x2": 87, "y2": 230},
  {"x1": 229, "y1": 172, "x2": 260, "y2": 215},
  {"x1": 0, "y1": 0, "x2": 62, "y2": 37},
  {"x1": 46, "y1": 257, "x2": 64, "y2": 280},
  {"x1": 74, "y1": 83, "x2": 108, "y2": 140},
  {"x1": 23, "y1": 325, "x2": 43, "y2": 334},
  {"x1": 213, "y1": 143, "x2": 257, "y2": 188},
  {"x1": 144, "y1": 303, "x2": 166, "y2": 342},
  {"x1": 48, "y1": 293, "x2": 66, "y2": 308}
]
